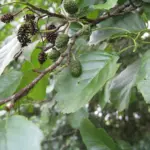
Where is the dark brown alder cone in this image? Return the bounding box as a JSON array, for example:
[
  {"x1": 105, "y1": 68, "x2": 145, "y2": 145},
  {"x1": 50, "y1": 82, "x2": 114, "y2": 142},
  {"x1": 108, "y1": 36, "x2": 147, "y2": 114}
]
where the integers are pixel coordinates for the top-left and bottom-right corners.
[
  {"x1": 17, "y1": 21, "x2": 37, "y2": 47},
  {"x1": 46, "y1": 24, "x2": 58, "y2": 44},
  {"x1": 17, "y1": 23, "x2": 32, "y2": 47},
  {"x1": 28, "y1": 20, "x2": 38, "y2": 35},
  {"x1": 38, "y1": 51, "x2": 47, "y2": 64},
  {"x1": 0, "y1": 13, "x2": 14, "y2": 23}
]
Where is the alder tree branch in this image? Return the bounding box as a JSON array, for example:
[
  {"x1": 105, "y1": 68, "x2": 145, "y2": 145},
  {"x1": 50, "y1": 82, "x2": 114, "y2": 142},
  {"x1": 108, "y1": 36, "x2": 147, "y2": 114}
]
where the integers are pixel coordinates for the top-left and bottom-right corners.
[
  {"x1": 25, "y1": 1, "x2": 138, "y2": 24},
  {"x1": 83, "y1": 2, "x2": 137, "y2": 25},
  {"x1": 0, "y1": 1, "x2": 66, "y2": 19},
  {"x1": 26, "y1": 1, "x2": 137, "y2": 24},
  {"x1": 1, "y1": 1, "x2": 139, "y2": 24},
  {"x1": 26, "y1": 2, "x2": 66, "y2": 19}
]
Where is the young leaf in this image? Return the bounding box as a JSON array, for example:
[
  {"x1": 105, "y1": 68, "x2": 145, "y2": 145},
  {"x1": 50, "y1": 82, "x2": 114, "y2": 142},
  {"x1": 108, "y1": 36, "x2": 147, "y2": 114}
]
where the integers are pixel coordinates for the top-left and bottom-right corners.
[
  {"x1": 55, "y1": 51, "x2": 119, "y2": 113},
  {"x1": 0, "y1": 115, "x2": 44, "y2": 150},
  {"x1": 80, "y1": 119, "x2": 117, "y2": 150}
]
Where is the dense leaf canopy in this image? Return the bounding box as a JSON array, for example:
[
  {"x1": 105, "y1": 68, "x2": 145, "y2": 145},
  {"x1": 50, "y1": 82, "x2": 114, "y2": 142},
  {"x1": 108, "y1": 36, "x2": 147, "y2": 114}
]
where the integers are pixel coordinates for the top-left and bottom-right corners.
[{"x1": 0, "y1": 0, "x2": 150, "y2": 150}]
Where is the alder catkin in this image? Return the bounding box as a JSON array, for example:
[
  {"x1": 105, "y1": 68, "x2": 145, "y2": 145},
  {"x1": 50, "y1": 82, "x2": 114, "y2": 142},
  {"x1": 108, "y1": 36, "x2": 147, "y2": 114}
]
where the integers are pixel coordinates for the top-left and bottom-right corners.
[{"x1": 0, "y1": 13, "x2": 14, "y2": 23}]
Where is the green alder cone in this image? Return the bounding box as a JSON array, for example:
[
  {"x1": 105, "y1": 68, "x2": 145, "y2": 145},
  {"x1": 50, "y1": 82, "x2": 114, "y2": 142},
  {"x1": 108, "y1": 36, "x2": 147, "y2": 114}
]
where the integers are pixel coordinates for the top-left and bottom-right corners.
[
  {"x1": 70, "y1": 57, "x2": 82, "y2": 77},
  {"x1": 48, "y1": 49, "x2": 60, "y2": 60},
  {"x1": 55, "y1": 34, "x2": 69, "y2": 48},
  {"x1": 63, "y1": 0, "x2": 78, "y2": 14}
]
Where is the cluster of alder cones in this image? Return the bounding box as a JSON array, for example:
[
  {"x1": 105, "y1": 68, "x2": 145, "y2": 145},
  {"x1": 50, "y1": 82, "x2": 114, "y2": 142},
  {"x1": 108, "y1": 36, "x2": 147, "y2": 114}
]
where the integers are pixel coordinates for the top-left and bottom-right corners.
[{"x1": 0, "y1": 0, "x2": 83, "y2": 77}]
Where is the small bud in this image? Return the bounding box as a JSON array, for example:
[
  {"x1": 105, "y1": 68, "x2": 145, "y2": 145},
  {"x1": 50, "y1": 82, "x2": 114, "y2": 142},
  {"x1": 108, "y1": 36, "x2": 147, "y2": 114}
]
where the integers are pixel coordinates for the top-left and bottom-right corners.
[
  {"x1": 55, "y1": 34, "x2": 69, "y2": 48},
  {"x1": 48, "y1": 48, "x2": 60, "y2": 60},
  {"x1": 5, "y1": 102, "x2": 14, "y2": 112}
]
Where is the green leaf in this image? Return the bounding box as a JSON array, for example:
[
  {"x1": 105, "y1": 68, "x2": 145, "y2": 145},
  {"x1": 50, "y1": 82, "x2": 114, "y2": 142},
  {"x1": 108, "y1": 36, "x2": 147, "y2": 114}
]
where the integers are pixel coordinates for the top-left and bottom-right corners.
[
  {"x1": 93, "y1": 0, "x2": 118, "y2": 10},
  {"x1": 17, "y1": 61, "x2": 49, "y2": 100},
  {"x1": 0, "y1": 115, "x2": 43, "y2": 150},
  {"x1": 109, "y1": 61, "x2": 140, "y2": 111},
  {"x1": 28, "y1": 73, "x2": 48, "y2": 100},
  {"x1": 137, "y1": 50, "x2": 150, "y2": 103},
  {"x1": 55, "y1": 51, "x2": 119, "y2": 113},
  {"x1": 21, "y1": 61, "x2": 33, "y2": 72},
  {"x1": 68, "y1": 108, "x2": 88, "y2": 129},
  {"x1": 87, "y1": 9, "x2": 99, "y2": 19},
  {"x1": 0, "y1": 24, "x2": 13, "y2": 43},
  {"x1": 0, "y1": 70, "x2": 22, "y2": 99},
  {"x1": 80, "y1": 119, "x2": 117, "y2": 150},
  {"x1": 18, "y1": 71, "x2": 48, "y2": 100},
  {"x1": 91, "y1": 13, "x2": 146, "y2": 43}
]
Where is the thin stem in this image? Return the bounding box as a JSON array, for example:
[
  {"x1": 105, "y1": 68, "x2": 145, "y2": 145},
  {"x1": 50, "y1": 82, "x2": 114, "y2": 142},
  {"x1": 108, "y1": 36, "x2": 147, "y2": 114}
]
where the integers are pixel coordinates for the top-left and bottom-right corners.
[
  {"x1": 13, "y1": 7, "x2": 27, "y2": 16},
  {"x1": 111, "y1": 34, "x2": 137, "y2": 52},
  {"x1": 118, "y1": 45, "x2": 135, "y2": 54},
  {"x1": 140, "y1": 41, "x2": 150, "y2": 44},
  {"x1": 1, "y1": 1, "x2": 66, "y2": 19}
]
